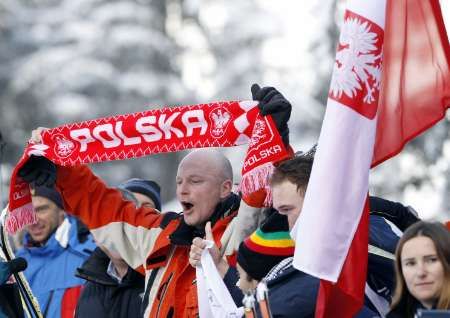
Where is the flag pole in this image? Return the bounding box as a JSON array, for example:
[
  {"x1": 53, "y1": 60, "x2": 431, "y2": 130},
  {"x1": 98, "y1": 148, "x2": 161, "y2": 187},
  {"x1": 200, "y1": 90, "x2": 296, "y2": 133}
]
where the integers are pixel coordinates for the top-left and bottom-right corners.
[
  {"x1": 243, "y1": 291, "x2": 257, "y2": 318},
  {"x1": 256, "y1": 280, "x2": 273, "y2": 318}
]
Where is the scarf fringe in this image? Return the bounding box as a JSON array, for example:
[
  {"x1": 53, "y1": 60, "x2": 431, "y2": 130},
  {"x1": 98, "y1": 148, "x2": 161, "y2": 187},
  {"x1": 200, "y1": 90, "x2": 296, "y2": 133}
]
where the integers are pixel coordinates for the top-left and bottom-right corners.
[
  {"x1": 238, "y1": 162, "x2": 274, "y2": 207},
  {"x1": 5, "y1": 203, "x2": 36, "y2": 234},
  {"x1": 263, "y1": 186, "x2": 273, "y2": 207}
]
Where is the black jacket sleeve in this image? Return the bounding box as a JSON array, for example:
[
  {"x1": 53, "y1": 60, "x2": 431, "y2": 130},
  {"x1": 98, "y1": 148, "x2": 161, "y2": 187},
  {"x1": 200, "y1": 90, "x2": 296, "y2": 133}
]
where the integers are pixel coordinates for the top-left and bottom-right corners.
[
  {"x1": 369, "y1": 196, "x2": 420, "y2": 231},
  {"x1": 223, "y1": 266, "x2": 244, "y2": 306}
]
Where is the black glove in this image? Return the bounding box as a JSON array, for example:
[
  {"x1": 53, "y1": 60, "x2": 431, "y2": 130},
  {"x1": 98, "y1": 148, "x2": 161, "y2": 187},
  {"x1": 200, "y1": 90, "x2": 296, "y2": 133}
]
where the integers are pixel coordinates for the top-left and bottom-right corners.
[
  {"x1": 18, "y1": 156, "x2": 56, "y2": 187},
  {"x1": 251, "y1": 84, "x2": 291, "y2": 147},
  {"x1": 369, "y1": 196, "x2": 420, "y2": 231}
]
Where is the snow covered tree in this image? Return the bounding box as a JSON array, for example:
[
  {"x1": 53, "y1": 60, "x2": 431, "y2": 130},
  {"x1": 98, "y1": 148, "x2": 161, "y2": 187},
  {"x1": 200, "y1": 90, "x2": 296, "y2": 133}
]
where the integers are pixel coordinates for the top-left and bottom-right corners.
[{"x1": 0, "y1": 0, "x2": 190, "y2": 203}]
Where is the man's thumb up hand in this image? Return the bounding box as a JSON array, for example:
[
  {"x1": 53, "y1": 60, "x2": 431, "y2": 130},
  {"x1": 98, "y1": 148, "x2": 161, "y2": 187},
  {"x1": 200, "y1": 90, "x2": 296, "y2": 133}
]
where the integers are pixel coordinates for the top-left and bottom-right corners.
[
  {"x1": 204, "y1": 222, "x2": 221, "y2": 264},
  {"x1": 189, "y1": 222, "x2": 219, "y2": 268},
  {"x1": 205, "y1": 221, "x2": 214, "y2": 242},
  {"x1": 189, "y1": 222, "x2": 229, "y2": 277},
  {"x1": 205, "y1": 222, "x2": 229, "y2": 277}
]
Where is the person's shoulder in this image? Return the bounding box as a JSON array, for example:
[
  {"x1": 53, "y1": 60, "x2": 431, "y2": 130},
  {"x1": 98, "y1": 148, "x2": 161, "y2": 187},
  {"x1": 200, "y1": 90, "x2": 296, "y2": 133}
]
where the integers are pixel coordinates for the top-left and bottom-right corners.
[
  {"x1": 73, "y1": 235, "x2": 96, "y2": 256},
  {"x1": 268, "y1": 262, "x2": 319, "y2": 288},
  {"x1": 268, "y1": 266, "x2": 319, "y2": 317},
  {"x1": 385, "y1": 310, "x2": 403, "y2": 318},
  {"x1": 160, "y1": 212, "x2": 182, "y2": 229},
  {"x1": 14, "y1": 246, "x2": 27, "y2": 257},
  {"x1": 64, "y1": 216, "x2": 96, "y2": 255},
  {"x1": 287, "y1": 268, "x2": 320, "y2": 287},
  {"x1": 75, "y1": 247, "x2": 112, "y2": 284}
]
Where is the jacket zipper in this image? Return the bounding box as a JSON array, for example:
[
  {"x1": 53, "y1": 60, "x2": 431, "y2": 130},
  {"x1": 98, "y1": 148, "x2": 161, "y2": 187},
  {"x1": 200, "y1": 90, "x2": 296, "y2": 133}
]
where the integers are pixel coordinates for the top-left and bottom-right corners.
[{"x1": 155, "y1": 271, "x2": 174, "y2": 317}]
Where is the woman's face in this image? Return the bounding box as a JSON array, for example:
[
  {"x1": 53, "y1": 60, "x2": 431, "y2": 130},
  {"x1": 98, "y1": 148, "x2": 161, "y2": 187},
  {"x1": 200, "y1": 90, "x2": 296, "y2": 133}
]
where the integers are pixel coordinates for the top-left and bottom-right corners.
[{"x1": 401, "y1": 236, "x2": 445, "y2": 309}]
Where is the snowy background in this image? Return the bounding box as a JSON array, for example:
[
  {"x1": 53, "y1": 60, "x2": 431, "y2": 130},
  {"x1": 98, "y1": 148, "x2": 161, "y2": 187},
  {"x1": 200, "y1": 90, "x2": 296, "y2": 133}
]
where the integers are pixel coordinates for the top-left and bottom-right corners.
[{"x1": 0, "y1": 0, "x2": 449, "y2": 220}]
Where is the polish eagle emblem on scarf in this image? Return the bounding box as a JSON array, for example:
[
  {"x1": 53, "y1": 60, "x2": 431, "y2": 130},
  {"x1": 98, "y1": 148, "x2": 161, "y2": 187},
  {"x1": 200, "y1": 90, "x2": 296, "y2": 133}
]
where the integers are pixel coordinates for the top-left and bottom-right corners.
[
  {"x1": 249, "y1": 118, "x2": 267, "y2": 148},
  {"x1": 54, "y1": 134, "x2": 75, "y2": 158},
  {"x1": 210, "y1": 107, "x2": 231, "y2": 138},
  {"x1": 329, "y1": 12, "x2": 383, "y2": 119}
]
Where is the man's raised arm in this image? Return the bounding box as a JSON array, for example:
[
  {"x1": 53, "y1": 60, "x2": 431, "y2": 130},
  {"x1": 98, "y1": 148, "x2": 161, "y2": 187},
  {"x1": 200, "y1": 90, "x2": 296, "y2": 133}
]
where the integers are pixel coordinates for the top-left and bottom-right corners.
[{"x1": 18, "y1": 128, "x2": 164, "y2": 270}]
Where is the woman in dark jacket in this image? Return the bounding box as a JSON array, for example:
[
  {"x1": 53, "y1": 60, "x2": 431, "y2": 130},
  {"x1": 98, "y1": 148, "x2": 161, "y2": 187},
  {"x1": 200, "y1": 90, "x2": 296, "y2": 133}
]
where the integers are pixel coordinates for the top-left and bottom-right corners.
[{"x1": 387, "y1": 221, "x2": 450, "y2": 317}]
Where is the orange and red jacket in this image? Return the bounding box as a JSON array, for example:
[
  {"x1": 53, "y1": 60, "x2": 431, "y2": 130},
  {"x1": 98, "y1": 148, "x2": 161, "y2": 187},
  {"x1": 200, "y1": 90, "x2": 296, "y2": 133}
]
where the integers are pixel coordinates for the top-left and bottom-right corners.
[{"x1": 56, "y1": 165, "x2": 239, "y2": 318}]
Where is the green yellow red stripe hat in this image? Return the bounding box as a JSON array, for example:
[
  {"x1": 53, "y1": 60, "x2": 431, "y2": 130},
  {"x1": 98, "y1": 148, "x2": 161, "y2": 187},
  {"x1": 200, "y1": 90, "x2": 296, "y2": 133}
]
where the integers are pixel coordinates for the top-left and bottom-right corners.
[{"x1": 237, "y1": 210, "x2": 295, "y2": 281}]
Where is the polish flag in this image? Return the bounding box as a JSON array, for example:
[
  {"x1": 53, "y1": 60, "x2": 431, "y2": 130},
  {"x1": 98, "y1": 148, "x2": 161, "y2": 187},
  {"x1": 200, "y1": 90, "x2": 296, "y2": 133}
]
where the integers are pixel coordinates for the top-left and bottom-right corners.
[{"x1": 291, "y1": 0, "x2": 450, "y2": 317}]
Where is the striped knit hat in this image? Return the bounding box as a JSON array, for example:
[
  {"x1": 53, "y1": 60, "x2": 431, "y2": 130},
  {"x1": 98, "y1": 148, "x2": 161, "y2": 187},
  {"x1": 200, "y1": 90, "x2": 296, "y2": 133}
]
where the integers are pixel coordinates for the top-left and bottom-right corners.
[{"x1": 237, "y1": 210, "x2": 295, "y2": 281}]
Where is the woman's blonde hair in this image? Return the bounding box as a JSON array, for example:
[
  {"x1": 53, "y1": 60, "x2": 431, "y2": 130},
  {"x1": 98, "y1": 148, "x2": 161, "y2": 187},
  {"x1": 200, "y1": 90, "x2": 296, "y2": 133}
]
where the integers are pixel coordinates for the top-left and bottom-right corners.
[{"x1": 390, "y1": 221, "x2": 450, "y2": 316}]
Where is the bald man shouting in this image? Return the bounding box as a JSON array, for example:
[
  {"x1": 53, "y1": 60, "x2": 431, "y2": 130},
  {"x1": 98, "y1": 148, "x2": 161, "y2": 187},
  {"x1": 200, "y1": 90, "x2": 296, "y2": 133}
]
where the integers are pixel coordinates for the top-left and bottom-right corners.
[{"x1": 18, "y1": 85, "x2": 292, "y2": 317}]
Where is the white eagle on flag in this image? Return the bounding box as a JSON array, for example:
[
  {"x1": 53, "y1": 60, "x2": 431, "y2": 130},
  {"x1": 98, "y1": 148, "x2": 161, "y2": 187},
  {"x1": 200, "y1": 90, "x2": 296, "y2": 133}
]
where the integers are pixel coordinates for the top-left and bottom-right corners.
[{"x1": 330, "y1": 17, "x2": 382, "y2": 104}]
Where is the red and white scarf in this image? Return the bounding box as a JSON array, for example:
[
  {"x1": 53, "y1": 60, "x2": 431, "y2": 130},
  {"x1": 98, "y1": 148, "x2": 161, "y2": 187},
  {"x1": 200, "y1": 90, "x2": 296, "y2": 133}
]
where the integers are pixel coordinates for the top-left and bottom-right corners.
[{"x1": 7, "y1": 100, "x2": 288, "y2": 233}]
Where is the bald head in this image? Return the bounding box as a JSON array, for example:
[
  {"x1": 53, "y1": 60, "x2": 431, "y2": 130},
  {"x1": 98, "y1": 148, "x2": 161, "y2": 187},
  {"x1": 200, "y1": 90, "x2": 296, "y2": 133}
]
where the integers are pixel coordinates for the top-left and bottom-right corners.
[
  {"x1": 176, "y1": 149, "x2": 234, "y2": 226},
  {"x1": 179, "y1": 149, "x2": 233, "y2": 183}
]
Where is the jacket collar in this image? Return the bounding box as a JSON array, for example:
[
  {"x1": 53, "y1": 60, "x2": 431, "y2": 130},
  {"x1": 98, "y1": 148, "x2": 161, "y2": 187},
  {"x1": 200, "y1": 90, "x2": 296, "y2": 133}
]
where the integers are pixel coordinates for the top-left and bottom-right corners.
[
  {"x1": 76, "y1": 247, "x2": 115, "y2": 286},
  {"x1": 169, "y1": 193, "x2": 240, "y2": 246}
]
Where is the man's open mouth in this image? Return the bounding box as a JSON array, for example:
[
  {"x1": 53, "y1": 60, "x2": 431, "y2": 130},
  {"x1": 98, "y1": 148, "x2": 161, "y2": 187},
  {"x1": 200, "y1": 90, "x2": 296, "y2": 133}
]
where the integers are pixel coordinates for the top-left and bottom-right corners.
[{"x1": 181, "y1": 201, "x2": 194, "y2": 211}]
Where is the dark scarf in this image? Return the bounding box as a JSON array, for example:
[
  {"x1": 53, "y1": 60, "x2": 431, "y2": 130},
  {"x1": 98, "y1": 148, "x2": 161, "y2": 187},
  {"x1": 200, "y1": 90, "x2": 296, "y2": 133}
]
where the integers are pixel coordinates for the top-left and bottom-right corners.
[{"x1": 169, "y1": 193, "x2": 240, "y2": 246}]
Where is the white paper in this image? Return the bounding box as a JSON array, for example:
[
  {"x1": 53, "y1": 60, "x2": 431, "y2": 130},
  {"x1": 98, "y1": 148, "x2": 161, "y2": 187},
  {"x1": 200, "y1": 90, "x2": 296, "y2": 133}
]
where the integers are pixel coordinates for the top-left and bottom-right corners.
[{"x1": 196, "y1": 240, "x2": 244, "y2": 318}]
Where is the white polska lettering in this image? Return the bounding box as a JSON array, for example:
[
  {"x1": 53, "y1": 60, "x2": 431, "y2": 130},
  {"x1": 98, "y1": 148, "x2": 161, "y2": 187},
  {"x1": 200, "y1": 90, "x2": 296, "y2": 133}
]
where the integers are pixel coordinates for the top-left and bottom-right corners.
[
  {"x1": 136, "y1": 116, "x2": 162, "y2": 142},
  {"x1": 92, "y1": 124, "x2": 121, "y2": 148},
  {"x1": 70, "y1": 110, "x2": 208, "y2": 152},
  {"x1": 13, "y1": 189, "x2": 29, "y2": 200},
  {"x1": 243, "y1": 145, "x2": 283, "y2": 169},
  {"x1": 70, "y1": 128, "x2": 96, "y2": 152},
  {"x1": 182, "y1": 110, "x2": 207, "y2": 136},
  {"x1": 115, "y1": 121, "x2": 141, "y2": 146}
]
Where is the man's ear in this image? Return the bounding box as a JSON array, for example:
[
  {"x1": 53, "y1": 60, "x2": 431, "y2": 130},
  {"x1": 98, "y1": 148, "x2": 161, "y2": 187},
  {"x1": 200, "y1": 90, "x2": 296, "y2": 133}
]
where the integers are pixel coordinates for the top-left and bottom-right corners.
[{"x1": 220, "y1": 179, "x2": 233, "y2": 199}]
